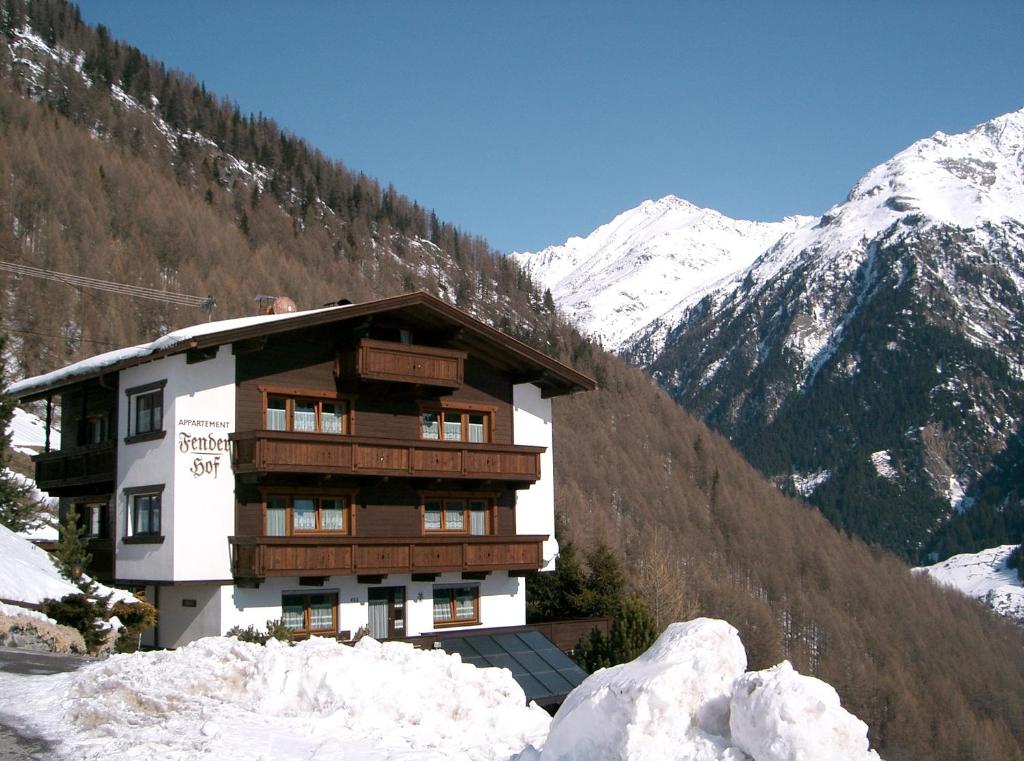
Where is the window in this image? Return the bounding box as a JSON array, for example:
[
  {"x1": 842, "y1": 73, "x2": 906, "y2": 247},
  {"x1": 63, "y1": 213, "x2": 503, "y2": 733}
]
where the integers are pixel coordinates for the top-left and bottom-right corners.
[
  {"x1": 265, "y1": 493, "x2": 352, "y2": 536},
  {"x1": 422, "y1": 497, "x2": 491, "y2": 535},
  {"x1": 432, "y1": 585, "x2": 479, "y2": 626},
  {"x1": 420, "y1": 406, "x2": 492, "y2": 443},
  {"x1": 263, "y1": 389, "x2": 350, "y2": 434},
  {"x1": 124, "y1": 486, "x2": 164, "y2": 539},
  {"x1": 76, "y1": 501, "x2": 107, "y2": 538},
  {"x1": 125, "y1": 381, "x2": 166, "y2": 442},
  {"x1": 282, "y1": 592, "x2": 337, "y2": 636},
  {"x1": 77, "y1": 413, "x2": 111, "y2": 446}
]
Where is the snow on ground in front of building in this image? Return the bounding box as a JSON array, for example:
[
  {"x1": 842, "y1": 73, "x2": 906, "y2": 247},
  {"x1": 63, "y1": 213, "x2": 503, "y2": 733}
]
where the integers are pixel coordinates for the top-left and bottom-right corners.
[
  {"x1": 915, "y1": 545, "x2": 1024, "y2": 623},
  {"x1": 6, "y1": 406, "x2": 61, "y2": 454},
  {"x1": 0, "y1": 618, "x2": 884, "y2": 760},
  {"x1": 0, "y1": 635, "x2": 551, "y2": 761},
  {"x1": 521, "y1": 619, "x2": 880, "y2": 761},
  {"x1": 0, "y1": 524, "x2": 133, "y2": 606}
]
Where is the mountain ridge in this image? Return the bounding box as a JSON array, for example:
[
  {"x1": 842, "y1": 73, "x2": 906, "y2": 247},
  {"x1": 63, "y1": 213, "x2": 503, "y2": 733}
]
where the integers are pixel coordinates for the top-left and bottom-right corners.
[
  {"x1": 525, "y1": 107, "x2": 1024, "y2": 558},
  {"x1": 512, "y1": 195, "x2": 814, "y2": 350}
]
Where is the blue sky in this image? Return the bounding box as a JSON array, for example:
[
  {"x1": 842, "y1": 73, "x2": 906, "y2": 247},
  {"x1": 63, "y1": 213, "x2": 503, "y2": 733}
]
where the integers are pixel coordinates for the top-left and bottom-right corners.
[{"x1": 75, "y1": 2, "x2": 1024, "y2": 253}]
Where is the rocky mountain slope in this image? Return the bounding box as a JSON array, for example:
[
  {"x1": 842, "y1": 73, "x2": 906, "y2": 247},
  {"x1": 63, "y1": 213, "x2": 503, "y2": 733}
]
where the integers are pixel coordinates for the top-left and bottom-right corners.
[
  {"x1": 511, "y1": 196, "x2": 812, "y2": 351},
  {"x1": 527, "y1": 109, "x2": 1024, "y2": 560}
]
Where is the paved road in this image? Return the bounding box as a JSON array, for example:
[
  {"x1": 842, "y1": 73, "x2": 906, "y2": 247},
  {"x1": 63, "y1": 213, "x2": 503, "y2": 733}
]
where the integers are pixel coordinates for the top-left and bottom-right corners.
[{"x1": 0, "y1": 648, "x2": 91, "y2": 760}]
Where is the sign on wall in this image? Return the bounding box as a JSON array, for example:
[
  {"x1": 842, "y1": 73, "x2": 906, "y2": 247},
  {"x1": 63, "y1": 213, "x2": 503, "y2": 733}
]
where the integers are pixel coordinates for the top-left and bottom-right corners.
[{"x1": 177, "y1": 418, "x2": 231, "y2": 479}]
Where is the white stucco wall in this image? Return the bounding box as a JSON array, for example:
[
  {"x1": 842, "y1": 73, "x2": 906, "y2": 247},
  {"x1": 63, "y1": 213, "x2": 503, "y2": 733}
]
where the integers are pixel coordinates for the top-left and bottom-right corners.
[
  {"x1": 115, "y1": 348, "x2": 235, "y2": 582},
  {"x1": 170, "y1": 348, "x2": 235, "y2": 581},
  {"x1": 512, "y1": 383, "x2": 558, "y2": 570},
  {"x1": 116, "y1": 360, "x2": 177, "y2": 582},
  {"x1": 218, "y1": 571, "x2": 524, "y2": 639},
  {"x1": 156, "y1": 582, "x2": 223, "y2": 648}
]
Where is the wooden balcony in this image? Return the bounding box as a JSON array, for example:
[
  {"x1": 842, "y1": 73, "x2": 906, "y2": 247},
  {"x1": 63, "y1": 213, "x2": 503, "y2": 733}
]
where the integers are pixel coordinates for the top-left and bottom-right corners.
[
  {"x1": 229, "y1": 534, "x2": 547, "y2": 579},
  {"x1": 336, "y1": 339, "x2": 466, "y2": 388},
  {"x1": 33, "y1": 443, "x2": 115, "y2": 494},
  {"x1": 230, "y1": 431, "x2": 544, "y2": 484}
]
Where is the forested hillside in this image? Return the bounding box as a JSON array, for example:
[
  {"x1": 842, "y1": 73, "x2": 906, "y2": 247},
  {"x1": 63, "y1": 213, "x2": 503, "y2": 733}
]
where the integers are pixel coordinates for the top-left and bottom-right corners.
[{"x1": 2, "y1": 2, "x2": 1024, "y2": 758}]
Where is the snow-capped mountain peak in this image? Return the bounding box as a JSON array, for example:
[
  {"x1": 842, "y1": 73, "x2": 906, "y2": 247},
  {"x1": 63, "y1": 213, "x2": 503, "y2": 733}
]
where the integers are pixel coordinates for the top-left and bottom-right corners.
[{"x1": 511, "y1": 195, "x2": 814, "y2": 350}]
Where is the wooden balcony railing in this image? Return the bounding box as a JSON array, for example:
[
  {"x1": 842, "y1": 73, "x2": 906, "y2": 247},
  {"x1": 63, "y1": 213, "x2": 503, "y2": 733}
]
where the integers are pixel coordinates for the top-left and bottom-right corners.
[
  {"x1": 230, "y1": 430, "x2": 544, "y2": 484},
  {"x1": 33, "y1": 443, "x2": 116, "y2": 493},
  {"x1": 229, "y1": 534, "x2": 547, "y2": 579},
  {"x1": 336, "y1": 339, "x2": 466, "y2": 388}
]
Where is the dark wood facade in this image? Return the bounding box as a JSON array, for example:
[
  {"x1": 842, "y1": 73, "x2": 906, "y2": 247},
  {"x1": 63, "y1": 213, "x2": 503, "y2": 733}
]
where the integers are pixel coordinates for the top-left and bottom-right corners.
[
  {"x1": 33, "y1": 380, "x2": 117, "y2": 495},
  {"x1": 230, "y1": 315, "x2": 552, "y2": 583}
]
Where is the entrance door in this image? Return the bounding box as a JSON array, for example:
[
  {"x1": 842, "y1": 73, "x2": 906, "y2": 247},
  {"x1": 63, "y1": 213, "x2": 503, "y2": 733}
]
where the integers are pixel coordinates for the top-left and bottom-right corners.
[{"x1": 367, "y1": 586, "x2": 405, "y2": 639}]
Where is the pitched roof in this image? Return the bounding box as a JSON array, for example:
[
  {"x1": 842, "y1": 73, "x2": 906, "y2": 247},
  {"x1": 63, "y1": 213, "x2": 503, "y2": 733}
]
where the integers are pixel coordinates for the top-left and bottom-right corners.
[{"x1": 7, "y1": 292, "x2": 596, "y2": 400}]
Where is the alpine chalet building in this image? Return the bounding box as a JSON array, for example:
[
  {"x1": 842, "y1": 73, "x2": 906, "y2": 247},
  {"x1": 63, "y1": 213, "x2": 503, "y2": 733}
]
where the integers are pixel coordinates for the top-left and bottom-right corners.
[{"x1": 8, "y1": 292, "x2": 595, "y2": 648}]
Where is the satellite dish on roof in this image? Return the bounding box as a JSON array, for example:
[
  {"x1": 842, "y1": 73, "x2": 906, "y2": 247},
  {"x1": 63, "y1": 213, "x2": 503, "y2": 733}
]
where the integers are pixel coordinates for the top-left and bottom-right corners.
[{"x1": 270, "y1": 296, "x2": 298, "y2": 314}]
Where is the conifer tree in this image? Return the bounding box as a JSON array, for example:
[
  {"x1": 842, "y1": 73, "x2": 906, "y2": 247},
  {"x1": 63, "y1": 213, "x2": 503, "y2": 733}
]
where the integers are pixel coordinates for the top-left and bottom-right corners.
[
  {"x1": 54, "y1": 505, "x2": 92, "y2": 583},
  {"x1": 0, "y1": 335, "x2": 32, "y2": 531}
]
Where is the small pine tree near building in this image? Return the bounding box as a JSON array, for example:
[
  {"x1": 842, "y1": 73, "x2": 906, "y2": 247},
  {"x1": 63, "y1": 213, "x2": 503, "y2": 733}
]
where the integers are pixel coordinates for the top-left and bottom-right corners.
[{"x1": 54, "y1": 506, "x2": 92, "y2": 583}]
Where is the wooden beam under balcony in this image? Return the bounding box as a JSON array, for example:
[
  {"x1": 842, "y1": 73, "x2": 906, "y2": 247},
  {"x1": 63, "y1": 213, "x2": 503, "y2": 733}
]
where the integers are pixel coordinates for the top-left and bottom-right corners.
[
  {"x1": 230, "y1": 431, "x2": 544, "y2": 484},
  {"x1": 33, "y1": 443, "x2": 115, "y2": 495},
  {"x1": 336, "y1": 338, "x2": 466, "y2": 388},
  {"x1": 229, "y1": 534, "x2": 548, "y2": 579}
]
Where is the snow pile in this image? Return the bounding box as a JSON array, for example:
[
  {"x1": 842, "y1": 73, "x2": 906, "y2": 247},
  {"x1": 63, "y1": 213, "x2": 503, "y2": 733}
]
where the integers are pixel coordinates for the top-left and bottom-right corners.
[
  {"x1": 0, "y1": 523, "x2": 134, "y2": 607},
  {"x1": 56, "y1": 635, "x2": 549, "y2": 759},
  {"x1": 0, "y1": 617, "x2": 886, "y2": 759},
  {"x1": 524, "y1": 619, "x2": 881, "y2": 761},
  {"x1": 916, "y1": 545, "x2": 1024, "y2": 623},
  {"x1": 731, "y1": 662, "x2": 881, "y2": 761}
]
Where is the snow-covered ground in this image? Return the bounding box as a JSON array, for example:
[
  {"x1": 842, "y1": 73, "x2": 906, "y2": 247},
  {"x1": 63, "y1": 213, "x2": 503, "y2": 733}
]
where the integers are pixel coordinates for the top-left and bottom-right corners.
[
  {"x1": 6, "y1": 406, "x2": 61, "y2": 454},
  {"x1": 0, "y1": 613, "x2": 882, "y2": 760},
  {"x1": 0, "y1": 523, "x2": 135, "y2": 614},
  {"x1": 916, "y1": 545, "x2": 1024, "y2": 623}
]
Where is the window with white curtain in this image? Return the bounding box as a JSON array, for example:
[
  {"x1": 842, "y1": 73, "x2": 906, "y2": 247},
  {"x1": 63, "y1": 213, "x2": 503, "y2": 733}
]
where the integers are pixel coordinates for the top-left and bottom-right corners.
[
  {"x1": 432, "y1": 585, "x2": 479, "y2": 626},
  {"x1": 281, "y1": 592, "x2": 337, "y2": 636},
  {"x1": 420, "y1": 408, "x2": 492, "y2": 443},
  {"x1": 422, "y1": 497, "x2": 491, "y2": 534},
  {"x1": 264, "y1": 393, "x2": 350, "y2": 434},
  {"x1": 265, "y1": 494, "x2": 351, "y2": 535}
]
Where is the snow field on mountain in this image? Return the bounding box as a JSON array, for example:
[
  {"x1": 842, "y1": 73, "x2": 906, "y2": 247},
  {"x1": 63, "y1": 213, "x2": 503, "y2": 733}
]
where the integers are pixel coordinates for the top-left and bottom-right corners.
[
  {"x1": 916, "y1": 545, "x2": 1024, "y2": 622},
  {"x1": 0, "y1": 616, "x2": 883, "y2": 760},
  {"x1": 511, "y1": 196, "x2": 813, "y2": 351}
]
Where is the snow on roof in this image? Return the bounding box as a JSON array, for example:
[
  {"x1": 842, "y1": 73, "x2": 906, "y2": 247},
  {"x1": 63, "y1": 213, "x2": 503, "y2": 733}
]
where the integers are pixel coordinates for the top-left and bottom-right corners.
[{"x1": 5, "y1": 304, "x2": 347, "y2": 398}]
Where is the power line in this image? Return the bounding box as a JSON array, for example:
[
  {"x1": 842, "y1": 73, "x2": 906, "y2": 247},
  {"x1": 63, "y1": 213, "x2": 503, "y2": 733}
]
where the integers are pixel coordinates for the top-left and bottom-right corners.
[{"x1": 0, "y1": 260, "x2": 216, "y2": 317}]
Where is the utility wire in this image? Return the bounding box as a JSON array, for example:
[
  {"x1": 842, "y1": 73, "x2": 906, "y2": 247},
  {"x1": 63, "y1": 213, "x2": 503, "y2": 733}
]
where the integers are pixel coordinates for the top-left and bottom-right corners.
[{"x1": 0, "y1": 260, "x2": 216, "y2": 315}]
